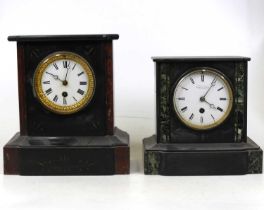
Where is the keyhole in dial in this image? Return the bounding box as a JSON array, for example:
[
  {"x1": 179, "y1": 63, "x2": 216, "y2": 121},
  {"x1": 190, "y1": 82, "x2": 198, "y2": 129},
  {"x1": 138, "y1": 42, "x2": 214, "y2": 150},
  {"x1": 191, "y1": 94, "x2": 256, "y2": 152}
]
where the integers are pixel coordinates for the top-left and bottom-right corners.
[
  {"x1": 199, "y1": 108, "x2": 205, "y2": 114},
  {"x1": 62, "y1": 91, "x2": 68, "y2": 97}
]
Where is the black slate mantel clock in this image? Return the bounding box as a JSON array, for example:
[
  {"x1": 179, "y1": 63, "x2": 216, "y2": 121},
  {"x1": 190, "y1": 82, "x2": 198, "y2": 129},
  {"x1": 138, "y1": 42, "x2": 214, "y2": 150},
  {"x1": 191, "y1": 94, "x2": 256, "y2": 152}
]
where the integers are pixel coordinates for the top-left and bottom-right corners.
[
  {"x1": 144, "y1": 56, "x2": 262, "y2": 175},
  {"x1": 4, "y1": 34, "x2": 129, "y2": 175}
]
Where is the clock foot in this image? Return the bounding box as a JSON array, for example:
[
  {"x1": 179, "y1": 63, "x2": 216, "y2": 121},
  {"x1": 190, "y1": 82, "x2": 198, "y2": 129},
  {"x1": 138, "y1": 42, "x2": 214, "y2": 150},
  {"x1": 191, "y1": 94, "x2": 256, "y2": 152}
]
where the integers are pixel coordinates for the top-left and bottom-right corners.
[
  {"x1": 143, "y1": 135, "x2": 262, "y2": 175},
  {"x1": 3, "y1": 127, "x2": 130, "y2": 175}
]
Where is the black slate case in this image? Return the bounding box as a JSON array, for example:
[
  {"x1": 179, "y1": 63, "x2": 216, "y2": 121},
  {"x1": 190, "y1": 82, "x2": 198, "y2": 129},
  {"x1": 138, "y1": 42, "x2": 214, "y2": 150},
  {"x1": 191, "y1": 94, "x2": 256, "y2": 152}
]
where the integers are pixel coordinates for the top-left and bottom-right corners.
[
  {"x1": 3, "y1": 35, "x2": 130, "y2": 175},
  {"x1": 144, "y1": 56, "x2": 262, "y2": 175}
]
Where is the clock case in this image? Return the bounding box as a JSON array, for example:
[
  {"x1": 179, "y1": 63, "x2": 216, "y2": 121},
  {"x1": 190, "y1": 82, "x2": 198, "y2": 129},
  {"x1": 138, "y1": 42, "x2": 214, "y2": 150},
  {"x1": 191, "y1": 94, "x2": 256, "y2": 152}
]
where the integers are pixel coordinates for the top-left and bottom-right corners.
[
  {"x1": 4, "y1": 35, "x2": 129, "y2": 175},
  {"x1": 144, "y1": 57, "x2": 262, "y2": 175}
]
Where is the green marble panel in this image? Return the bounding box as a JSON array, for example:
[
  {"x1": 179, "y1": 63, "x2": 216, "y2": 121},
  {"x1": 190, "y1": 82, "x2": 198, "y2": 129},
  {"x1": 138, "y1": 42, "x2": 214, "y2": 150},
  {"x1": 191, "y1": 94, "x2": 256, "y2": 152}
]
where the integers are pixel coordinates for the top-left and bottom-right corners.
[
  {"x1": 144, "y1": 151, "x2": 160, "y2": 175},
  {"x1": 158, "y1": 64, "x2": 171, "y2": 143},
  {"x1": 234, "y1": 62, "x2": 246, "y2": 142},
  {"x1": 248, "y1": 150, "x2": 263, "y2": 174}
]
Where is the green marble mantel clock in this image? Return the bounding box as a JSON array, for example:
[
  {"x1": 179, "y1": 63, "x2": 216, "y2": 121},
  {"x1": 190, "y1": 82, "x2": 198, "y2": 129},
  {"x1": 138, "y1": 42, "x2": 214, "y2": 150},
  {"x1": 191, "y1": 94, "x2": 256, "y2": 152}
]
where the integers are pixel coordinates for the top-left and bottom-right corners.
[
  {"x1": 3, "y1": 34, "x2": 130, "y2": 175},
  {"x1": 144, "y1": 56, "x2": 262, "y2": 175}
]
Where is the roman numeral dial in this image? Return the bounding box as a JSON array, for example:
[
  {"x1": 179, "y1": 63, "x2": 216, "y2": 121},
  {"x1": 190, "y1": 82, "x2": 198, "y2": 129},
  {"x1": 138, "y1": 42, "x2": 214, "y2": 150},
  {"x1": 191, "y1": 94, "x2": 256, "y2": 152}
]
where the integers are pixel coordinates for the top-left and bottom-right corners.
[
  {"x1": 34, "y1": 52, "x2": 95, "y2": 114},
  {"x1": 173, "y1": 68, "x2": 233, "y2": 130}
]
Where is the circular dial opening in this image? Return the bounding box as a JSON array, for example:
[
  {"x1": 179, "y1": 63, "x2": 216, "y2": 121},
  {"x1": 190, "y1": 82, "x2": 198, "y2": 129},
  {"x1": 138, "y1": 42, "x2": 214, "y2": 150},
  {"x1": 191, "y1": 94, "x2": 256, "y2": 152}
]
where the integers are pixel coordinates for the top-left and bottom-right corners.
[
  {"x1": 34, "y1": 52, "x2": 95, "y2": 114},
  {"x1": 173, "y1": 68, "x2": 233, "y2": 130}
]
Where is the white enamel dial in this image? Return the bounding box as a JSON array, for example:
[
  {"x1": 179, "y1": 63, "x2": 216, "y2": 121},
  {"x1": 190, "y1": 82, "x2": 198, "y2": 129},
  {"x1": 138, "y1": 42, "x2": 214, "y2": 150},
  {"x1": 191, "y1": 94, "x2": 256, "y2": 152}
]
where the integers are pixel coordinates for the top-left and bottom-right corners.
[
  {"x1": 34, "y1": 52, "x2": 95, "y2": 114},
  {"x1": 173, "y1": 68, "x2": 233, "y2": 130}
]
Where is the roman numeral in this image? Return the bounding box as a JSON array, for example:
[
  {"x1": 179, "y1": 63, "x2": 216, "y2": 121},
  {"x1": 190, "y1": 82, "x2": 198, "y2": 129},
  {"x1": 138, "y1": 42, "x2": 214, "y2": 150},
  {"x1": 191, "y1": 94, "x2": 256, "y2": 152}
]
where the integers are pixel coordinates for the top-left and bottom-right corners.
[
  {"x1": 53, "y1": 95, "x2": 58, "y2": 102},
  {"x1": 217, "y1": 87, "x2": 224, "y2": 91},
  {"x1": 200, "y1": 116, "x2": 203, "y2": 124},
  {"x1": 72, "y1": 63, "x2": 76, "y2": 70},
  {"x1": 43, "y1": 81, "x2": 50, "y2": 84},
  {"x1": 189, "y1": 113, "x2": 194, "y2": 120},
  {"x1": 211, "y1": 114, "x2": 215, "y2": 121},
  {"x1": 80, "y1": 81, "x2": 87, "y2": 85},
  {"x1": 217, "y1": 107, "x2": 223, "y2": 112},
  {"x1": 181, "y1": 87, "x2": 188, "y2": 91},
  {"x1": 53, "y1": 63, "x2": 59, "y2": 70},
  {"x1": 177, "y1": 97, "x2": 185, "y2": 100},
  {"x1": 63, "y1": 61, "x2": 70, "y2": 68},
  {"x1": 77, "y1": 89, "x2": 85, "y2": 95},
  {"x1": 201, "y1": 72, "x2": 204, "y2": 82},
  {"x1": 190, "y1": 77, "x2": 195, "y2": 84},
  {"x1": 45, "y1": 88, "x2": 52, "y2": 95},
  {"x1": 181, "y1": 106, "x2": 187, "y2": 112},
  {"x1": 220, "y1": 98, "x2": 227, "y2": 100},
  {"x1": 73, "y1": 96, "x2": 77, "y2": 102},
  {"x1": 78, "y1": 72, "x2": 84, "y2": 77},
  {"x1": 63, "y1": 97, "x2": 67, "y2": 105}
]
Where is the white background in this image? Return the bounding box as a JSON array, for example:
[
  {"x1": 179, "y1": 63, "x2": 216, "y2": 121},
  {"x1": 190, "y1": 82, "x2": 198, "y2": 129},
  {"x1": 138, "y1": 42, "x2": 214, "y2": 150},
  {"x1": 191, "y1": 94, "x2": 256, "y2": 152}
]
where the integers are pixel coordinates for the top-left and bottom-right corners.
[{"x1": 1, "y1": 0, "x2": 264, "y2": 209}]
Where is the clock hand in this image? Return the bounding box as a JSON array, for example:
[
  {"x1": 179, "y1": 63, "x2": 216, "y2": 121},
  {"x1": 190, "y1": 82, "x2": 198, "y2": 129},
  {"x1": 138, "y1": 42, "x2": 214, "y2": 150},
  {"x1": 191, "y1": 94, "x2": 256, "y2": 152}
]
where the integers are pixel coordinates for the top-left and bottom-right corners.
[
  {"x1": 64, "y1": 66, "x2": 70, "y2": 81},
  {"x1": 200, "y1": 97, "x2": 216, "y2": 109},
  {"x1": 46, "y1": 72, "x2": 64, "y2": 82},
  {"x1": 205, "y1": 100, "x2": 216, "y2": 109},
  {"x1": 203, "y1": 76, "x2": 217, "y2": 98},
  {"x1": 199, "y1": 76, "x2": 218, "y2": 109}
]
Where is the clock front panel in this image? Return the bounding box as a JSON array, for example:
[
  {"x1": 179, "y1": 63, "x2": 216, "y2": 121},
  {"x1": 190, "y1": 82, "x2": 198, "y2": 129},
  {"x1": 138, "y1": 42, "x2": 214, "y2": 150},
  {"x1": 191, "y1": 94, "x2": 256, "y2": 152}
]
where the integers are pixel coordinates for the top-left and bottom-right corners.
[
  {"x1": 22, "y1": 41, "x2": 112, "y2": 136},
  {"x1": 156, "y1": 60, "x2": 247, "y2": 143}
]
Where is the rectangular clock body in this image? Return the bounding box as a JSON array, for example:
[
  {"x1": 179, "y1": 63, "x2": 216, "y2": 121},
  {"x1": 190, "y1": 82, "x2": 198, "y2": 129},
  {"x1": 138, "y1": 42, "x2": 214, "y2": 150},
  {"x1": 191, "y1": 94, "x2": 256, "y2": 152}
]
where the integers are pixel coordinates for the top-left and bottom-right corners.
[
  {"x1": 4, "y1": 35, "x2": 130, "y2": 175},
  {"x1": 154, "y1": 57, "x2": 249, "y2": 143},
  {"x1": 9, "y1": 35, "x2": 118, "y2": 136},
  {"x1": 144, "y1": 56, "x2": 262, "y2": 175}
]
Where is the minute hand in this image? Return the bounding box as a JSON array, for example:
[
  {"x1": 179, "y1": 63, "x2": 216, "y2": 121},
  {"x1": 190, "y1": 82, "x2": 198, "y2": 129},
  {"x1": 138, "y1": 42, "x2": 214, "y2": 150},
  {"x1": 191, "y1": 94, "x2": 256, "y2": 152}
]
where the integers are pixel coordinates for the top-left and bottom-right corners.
[
  {"x1": 64, "y1": 66, "x2": 71, "y2": 81},
  {"x1": 203, "y1": 76, "x2": 217, "y2": 98},
  {"x1": 46, "y1": 72, "x2": 64, "y2": 82}
]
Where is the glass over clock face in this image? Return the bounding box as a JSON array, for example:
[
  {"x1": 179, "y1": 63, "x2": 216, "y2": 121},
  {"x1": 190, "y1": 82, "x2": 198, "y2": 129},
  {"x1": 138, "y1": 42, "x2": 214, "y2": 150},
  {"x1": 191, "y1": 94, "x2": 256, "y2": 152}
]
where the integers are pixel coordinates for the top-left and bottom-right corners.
[
  {"x1": 34, "y1": 52, "x2": 95, "y2": 114},
  {"x1": 173, "y1": 68, "x2": 233, "y2": 130}
]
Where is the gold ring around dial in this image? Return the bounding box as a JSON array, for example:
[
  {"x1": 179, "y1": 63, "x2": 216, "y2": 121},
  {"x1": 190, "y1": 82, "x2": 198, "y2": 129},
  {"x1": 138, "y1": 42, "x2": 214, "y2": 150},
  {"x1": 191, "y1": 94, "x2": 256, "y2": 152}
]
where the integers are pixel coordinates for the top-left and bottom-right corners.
[{"x1": 33, "y1": 51, "x2": 95, "y2": 114}]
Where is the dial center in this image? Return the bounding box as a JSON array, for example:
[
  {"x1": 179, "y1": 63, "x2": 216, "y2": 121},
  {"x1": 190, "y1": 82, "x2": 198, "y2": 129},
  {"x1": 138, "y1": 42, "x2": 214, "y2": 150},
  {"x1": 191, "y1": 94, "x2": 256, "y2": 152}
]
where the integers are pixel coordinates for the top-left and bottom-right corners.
[
  {"x1": 63, "y1": 80, "x2": 68, "y2": 86},
  {"x1": 200, "y1": 96, "x2": 205, "y2": 102}
]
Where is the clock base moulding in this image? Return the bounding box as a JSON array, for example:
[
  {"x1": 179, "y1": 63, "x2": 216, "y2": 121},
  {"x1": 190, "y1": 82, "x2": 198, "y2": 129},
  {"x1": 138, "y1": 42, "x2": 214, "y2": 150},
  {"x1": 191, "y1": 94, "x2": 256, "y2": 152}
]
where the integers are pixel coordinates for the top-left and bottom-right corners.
[
  {"x1": 4, "y1": 127, "x2": 129, "y2": 175},
  {"x1": 143, "y1": 136, "x2": 262, "y2": 175}
]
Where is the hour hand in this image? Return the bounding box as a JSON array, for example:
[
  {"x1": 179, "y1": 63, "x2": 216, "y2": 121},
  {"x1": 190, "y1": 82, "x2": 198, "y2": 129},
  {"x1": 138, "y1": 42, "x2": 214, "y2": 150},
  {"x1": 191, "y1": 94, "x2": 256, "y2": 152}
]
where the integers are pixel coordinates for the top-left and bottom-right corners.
[
  {"x1": 208, "y1": 102, "x2": 216, "y2": 109},
  {"x1": 200, "y1": 96, "x2": 216, "y2": 109}
]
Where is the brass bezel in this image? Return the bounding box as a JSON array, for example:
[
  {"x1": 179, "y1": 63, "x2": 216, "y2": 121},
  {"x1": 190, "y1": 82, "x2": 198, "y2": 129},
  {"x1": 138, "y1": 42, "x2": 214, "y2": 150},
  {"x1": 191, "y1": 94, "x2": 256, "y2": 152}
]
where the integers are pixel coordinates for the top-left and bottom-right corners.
[
  {"x1": 173, "y1": 67, "x2": 233, "y2": 130},
  {"x1": 34, "y1": 51, "x2": 95, "y2": 115}
]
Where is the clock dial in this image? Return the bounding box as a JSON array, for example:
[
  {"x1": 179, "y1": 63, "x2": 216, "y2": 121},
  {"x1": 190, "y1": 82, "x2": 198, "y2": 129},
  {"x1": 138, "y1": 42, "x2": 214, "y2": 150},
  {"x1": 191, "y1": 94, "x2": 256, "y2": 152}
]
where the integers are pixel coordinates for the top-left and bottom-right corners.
[
  {"x1": 173, "y1": 68, "x2": 233, "y2": 130},
  {"x1": 34, "y1": 52, "x2": 95, "y2": 114}
]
